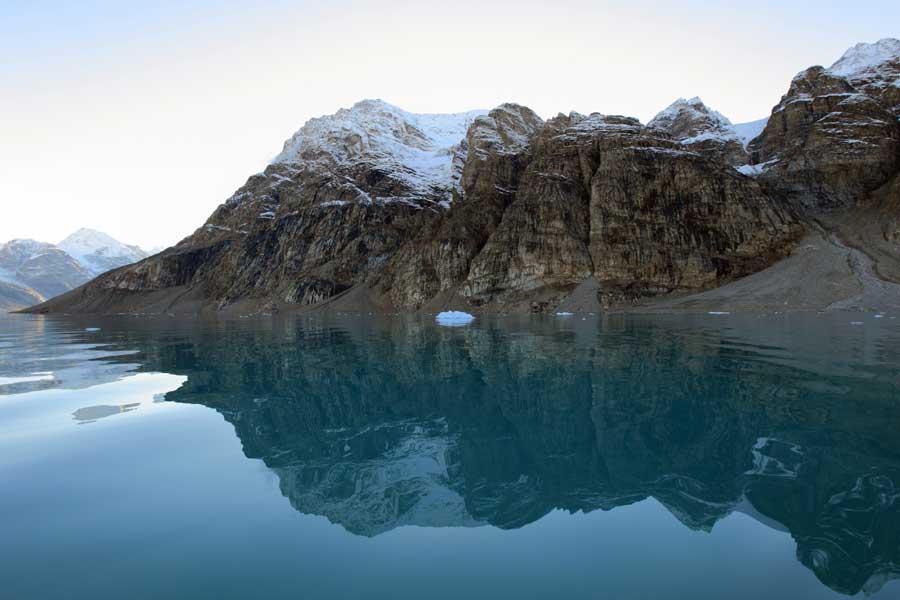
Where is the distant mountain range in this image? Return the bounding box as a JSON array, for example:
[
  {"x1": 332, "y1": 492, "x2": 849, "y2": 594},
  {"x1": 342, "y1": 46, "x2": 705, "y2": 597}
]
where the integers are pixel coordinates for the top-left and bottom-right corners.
[{"x1": 0, "y1": 229, "x2": 151, "y2": 310}]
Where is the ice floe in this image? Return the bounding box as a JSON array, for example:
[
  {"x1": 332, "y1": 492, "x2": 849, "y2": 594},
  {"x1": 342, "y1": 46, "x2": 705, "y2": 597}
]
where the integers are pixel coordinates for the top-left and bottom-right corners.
[{"x1": 435, "y1": 311, "x2": 475, "y2": 327}]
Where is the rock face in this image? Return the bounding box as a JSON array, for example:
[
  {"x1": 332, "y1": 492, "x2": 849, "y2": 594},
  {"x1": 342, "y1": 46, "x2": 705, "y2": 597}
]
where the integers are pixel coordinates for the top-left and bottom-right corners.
[
  {"x1": 748, "y1": 40, "x2": 900, "y2": 211},
  {"x1": 648, "y1": 97, "x2": 749, "y2": 166},
  {"x1": 435, "y1": 111, "x2": 797, "y2": 308},
  {"x1": 829, "y1": 38, "x2": 900, "y2": 117},
  {"x1": 34, "y1": 99, "x2": 801, "y2": 315},
  {"x1": 380, "y1": 104, "x2": 546, "y2": 308}
]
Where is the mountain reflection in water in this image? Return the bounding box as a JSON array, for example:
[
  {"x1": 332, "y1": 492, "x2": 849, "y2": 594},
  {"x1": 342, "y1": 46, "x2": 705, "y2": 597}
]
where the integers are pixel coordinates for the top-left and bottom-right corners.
[{"x1": 2, "y1": 312, "x2": 899, "y2": 598}]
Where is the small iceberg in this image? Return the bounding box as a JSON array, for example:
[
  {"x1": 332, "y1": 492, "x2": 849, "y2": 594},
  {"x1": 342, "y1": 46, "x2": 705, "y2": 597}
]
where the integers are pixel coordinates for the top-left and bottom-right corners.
[
  {"x1": 85, "y1": 327, "x2": 101, "y2": 332},
  {"x1": 436, "y1": 311, "x2": 475, "y2": 327},
  {"x1": 708, "y1": 311, "x2": 731, "y2": 315},
  {"x1": 0, "y1": 373, "x2": 54, "y2": 386},
  {"x1": 555, "y1": 312, "x2": 574, "y2": 316}
]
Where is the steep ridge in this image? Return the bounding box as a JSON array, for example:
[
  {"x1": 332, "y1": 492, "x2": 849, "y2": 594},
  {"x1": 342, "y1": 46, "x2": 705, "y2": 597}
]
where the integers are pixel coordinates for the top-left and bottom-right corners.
[
  {"x1": 30, "y1": 104, "x2": 799, "y2": 315},
  {"x1": 450, "y1": 112, "x2": 796, "y2": 309},
  {"x1": 379, "y1": 104, "x2": 545, "y2": 309},
  {"x1": 647, "y1": 97, "x2": 749, "y2": 165},
  {"x1": 829, "y1": 38, "x2": 900, "y2": 117},
  {"x1": 748, "y1": 39, "x2": 900, "y2": 210},
  {"x1": 25, "y1": 39, "x2": 900, "y2": 316}
]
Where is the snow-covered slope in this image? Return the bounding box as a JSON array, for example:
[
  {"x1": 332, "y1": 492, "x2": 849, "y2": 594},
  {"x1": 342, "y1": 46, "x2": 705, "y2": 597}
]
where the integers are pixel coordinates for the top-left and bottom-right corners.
[
  {"x1": 826, "y1": 38, "x2": 900, "y2": 116},
  {"x1": 733, "y1": 118, "x2": 769, "y2": 149},
  {"x1": 272, "y1": 99, "x2": 488, "y2": 200},
  {"x1": 649, "y1": 98, "x2": 769, "y2": 150},
  {"x1": 648, "y1": 97, "x2": 753, "y2": 165},
  {"x1": 648, "y1": 97, "x2": 737, "y2": 143},
  {"x1": 828, "y1": 38, "x2": 900, "y2": 79},
  {"x1": 58, "y1": 228, "x2": 148, "y2": 276}
]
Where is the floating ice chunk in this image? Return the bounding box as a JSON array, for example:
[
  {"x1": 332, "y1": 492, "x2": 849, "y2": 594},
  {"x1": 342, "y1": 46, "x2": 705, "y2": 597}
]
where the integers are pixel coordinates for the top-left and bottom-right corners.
[
  {"x1": 85, "y1": 327, "x2": 101, "y2": 332},
  {"x1": 874, "y1": 314, "x2": 884, "y2": 319},
  {"x1": 708, "y1": 311, "x2": 731, "y2": 315},
  {"x1": 850, "y1": 321, "x2": 864, "y2": 325},
  {"x1": 555, "y1": 312, "x2": 574, "y2": 316},
  {"x1": 436, "y1": 311, "x2": 475, "y2": 327},
  {"x1": 0, "y1": 373, "x2": 54, "y2": 386}
]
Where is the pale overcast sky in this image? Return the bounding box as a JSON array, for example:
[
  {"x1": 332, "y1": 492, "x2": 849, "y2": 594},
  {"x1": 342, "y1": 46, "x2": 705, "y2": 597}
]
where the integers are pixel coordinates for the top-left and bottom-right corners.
[{"x1": 2, "y1": 1, "x2": 898, "y2": 249}]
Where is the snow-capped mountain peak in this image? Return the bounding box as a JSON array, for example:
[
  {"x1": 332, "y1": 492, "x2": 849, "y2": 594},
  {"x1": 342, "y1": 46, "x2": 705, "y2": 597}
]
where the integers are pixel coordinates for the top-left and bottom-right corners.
[
  {"x1": 0, "y1": 229, "x2": 151, "y2": 308},
  {"x1": 828, "y1": 38, "x2": 900, "y2": 79},
  {"x1": 825, "y1": 38, "x2": 900, "y2": 117},
  {"x1": 648, "y1": 97, "x2": 768, "y2": 151},
  {"x1": 58, "y1": 228, "x2": 148, "y2": 276},
  {"x1": 649, "y1": 97, "x2": 742, "y2": 149},
  {"x1": 272, "y1": 99, "x2": 489, "y2": 199},
  {"x1": 648, "y1": 97, "x2": 736, "y2": 141}
]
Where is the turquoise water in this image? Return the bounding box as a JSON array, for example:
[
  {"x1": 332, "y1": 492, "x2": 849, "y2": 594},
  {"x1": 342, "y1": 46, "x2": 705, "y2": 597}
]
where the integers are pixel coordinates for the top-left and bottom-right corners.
[{"x1": 1, "y1": 312, "x2": 900, "y2": 599}]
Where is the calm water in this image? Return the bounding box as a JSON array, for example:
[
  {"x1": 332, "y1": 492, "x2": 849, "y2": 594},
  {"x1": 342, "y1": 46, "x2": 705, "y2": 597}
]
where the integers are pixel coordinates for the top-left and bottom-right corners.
[{"x1": 2, "y1": 312, "x2": 900, "y2": 599}]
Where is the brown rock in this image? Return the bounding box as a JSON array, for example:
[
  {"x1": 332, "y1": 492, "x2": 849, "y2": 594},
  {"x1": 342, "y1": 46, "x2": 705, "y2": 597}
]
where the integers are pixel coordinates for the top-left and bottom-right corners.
[{"x1": 748, "y1": 66, "x2": 900, "y2": 210}]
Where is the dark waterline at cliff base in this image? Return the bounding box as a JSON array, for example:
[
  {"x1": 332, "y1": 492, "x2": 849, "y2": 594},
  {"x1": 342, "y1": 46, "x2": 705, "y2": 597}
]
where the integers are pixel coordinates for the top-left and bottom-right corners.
[{"x1": 1, "y1": 312, "x2": 900, "y2": 599}]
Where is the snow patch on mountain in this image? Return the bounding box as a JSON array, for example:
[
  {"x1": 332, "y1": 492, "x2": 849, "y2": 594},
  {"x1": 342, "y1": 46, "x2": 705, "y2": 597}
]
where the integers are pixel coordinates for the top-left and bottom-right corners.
[
  {"x1": 273, "y1": 99, "x2": 488, "y2": 199},
  {"x1": 828, "y1": 38, "x2": 900, "y2": 80},
  {"x1": 648, "y1": 97, "x2": 741, "y2": 144},
  {"x1": 650, "y1": 97, "x2": 734, "y2": 134},
  {"x1": 733, "y1": 118, "x2": 769, "y2": 149},
  {"x1": 650, "y1": 97, "x2": 770, "y2": 152}
]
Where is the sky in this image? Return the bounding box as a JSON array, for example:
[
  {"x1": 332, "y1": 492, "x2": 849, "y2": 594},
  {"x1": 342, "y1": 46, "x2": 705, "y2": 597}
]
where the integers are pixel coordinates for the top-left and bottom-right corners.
[{"x1": 2, "y1": 0, "x2": 898, "y2": 249}]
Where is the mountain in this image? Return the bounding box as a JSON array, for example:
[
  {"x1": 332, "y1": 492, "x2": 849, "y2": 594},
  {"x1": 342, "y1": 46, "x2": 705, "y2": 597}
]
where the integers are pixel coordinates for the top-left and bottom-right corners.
[
  {"x1": 26, "y1": 39, "x2": 900, "y2": 316},
  {"x1": 0, "y1": 281, "x2": 44, "y2": 312},
  {"x1": 58, "y1": 228, "x2": 148, "y2": 276},
  {"x1": 647, "y1": 96, "x2": 750, "y2": 165},
  {"x1": 0, "y1": 240, "x2": 88, "y2": 302},
  {"x1": 271, "y1": 99, "x2": 488, "y2": 205},
  {"x1": 747, "y1": 39, "x2": 900, "y2": 210},
  {"x1": 828, "y1": 38, "x2": 900, "y2": 116},
  {"x1": 1, "y1": 230, "x2": 150, "y2": 310}
]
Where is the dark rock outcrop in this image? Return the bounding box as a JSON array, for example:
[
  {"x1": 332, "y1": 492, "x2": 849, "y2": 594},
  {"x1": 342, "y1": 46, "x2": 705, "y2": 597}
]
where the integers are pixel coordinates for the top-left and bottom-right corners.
[
  {"x1": 830, "y1": 38, "x2": 900, "y2": 117},
  {"x1": 379, "y1": 104, "x2": 545, "y2": 309},
  {"x1": 457, "y1": 113, "x2": 797, "y2": 308},
  {"x1": 748, "y1": 40, "x2": 900, "y2": 211}
]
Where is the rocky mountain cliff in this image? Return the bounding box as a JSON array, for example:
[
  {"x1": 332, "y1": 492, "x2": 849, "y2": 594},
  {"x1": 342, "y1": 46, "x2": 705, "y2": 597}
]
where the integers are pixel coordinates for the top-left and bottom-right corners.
[
  {"x1": 27, "y1": 39, "x2": 900, "y2": 316},
  {"x1": 647, "y1": 97, "x2": 750, "y2": 166},
  {"x1": 747, "y1": 39, "x2": 900, "y2": 210}
]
